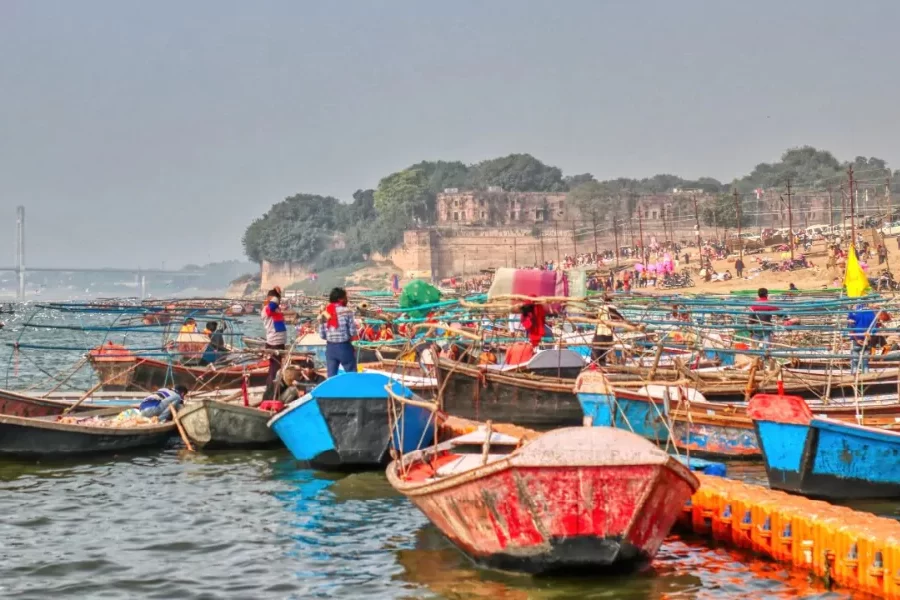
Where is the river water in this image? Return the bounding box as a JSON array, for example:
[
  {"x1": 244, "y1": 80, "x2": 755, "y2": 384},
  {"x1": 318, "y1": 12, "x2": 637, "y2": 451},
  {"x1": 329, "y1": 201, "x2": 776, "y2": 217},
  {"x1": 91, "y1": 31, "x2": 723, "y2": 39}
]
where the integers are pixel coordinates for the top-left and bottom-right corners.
[{"x1": 0, "y1": 306, "x2": 882, "y2": 598}]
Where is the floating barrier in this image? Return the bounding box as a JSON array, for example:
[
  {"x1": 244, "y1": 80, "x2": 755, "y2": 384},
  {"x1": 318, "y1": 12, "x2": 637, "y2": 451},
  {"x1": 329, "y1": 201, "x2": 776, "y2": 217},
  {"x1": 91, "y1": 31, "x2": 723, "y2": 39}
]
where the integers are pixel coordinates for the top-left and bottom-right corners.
[{"x1": 682, "y1": 474, "x2": 900, "y2": 598}]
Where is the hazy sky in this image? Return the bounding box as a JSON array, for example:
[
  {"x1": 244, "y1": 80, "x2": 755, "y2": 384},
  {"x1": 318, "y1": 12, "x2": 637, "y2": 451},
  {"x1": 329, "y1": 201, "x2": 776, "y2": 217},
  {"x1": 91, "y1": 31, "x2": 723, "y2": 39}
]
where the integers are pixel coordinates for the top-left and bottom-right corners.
[{"x1": 2, "y1": 1, "x2": 898, "y2": 269}]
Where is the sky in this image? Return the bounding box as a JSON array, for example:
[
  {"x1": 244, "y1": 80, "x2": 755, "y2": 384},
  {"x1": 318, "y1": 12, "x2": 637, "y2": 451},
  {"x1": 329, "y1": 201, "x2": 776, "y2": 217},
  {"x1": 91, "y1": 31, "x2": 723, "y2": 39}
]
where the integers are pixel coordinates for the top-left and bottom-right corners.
[{"x1": 2, "y1": 0, "x2": 899, "y2": 269}]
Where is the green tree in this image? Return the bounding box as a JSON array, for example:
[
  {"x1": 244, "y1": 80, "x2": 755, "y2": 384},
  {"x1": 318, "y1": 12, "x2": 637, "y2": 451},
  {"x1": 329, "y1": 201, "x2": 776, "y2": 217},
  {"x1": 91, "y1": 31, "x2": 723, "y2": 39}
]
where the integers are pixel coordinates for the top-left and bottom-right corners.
[
  {"x1": 701, "y1": 191, "x2": 751, "y2": 236},
  {"x1": 567, "y1": 181, "x2": 610, "y2": 254},
  {"x1": 408, "y1": 160, "x2": 470, "y2": 194},
  {"x1": 468, "y1": 154, "x2": 565, "y2": 192},
  {"x1": 564, "y1": 173, "x2": 595, "y2": 189},
  {"x1": 374, "y1": 168, "x2": 432, "y2": 225}
]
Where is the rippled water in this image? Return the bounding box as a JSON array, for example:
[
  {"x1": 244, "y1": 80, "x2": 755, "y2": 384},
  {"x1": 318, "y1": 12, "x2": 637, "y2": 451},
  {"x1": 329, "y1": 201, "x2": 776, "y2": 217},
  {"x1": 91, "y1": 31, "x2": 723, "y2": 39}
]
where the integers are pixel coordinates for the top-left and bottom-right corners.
[
  {"x1": 0, "y1": 450, "x2": 866, "y2": 600},
  {"x1": 0, "y1": 307, "x2": 879, "y2": 598}
]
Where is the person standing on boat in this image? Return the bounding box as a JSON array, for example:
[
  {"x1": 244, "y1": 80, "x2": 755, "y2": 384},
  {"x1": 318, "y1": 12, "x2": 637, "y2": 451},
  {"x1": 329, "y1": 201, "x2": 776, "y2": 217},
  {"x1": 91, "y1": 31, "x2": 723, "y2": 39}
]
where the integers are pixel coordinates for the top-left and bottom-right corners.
[
  {"x1": 261, "y1": 287, "x2": 288, "y2": 400},
  {"x1": 749, "y1": 288, "x2": 778, "y2": 347},
  {"x1": 848, "y1": 305, "x2": 879, "y2": 374},
  {"x1": 318, "y1": 287, "x2": 358, "y2": 378},
  {"x1": 592, "y1": 294, "x2": 626, "y2": 366}
]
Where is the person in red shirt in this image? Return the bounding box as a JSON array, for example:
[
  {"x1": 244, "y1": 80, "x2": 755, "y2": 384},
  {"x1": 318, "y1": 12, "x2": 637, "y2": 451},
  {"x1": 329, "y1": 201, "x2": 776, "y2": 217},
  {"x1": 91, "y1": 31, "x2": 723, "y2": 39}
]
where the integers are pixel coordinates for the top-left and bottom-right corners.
[{"x1": 749, "y1": 288, "x2": 779, "y2": 345}]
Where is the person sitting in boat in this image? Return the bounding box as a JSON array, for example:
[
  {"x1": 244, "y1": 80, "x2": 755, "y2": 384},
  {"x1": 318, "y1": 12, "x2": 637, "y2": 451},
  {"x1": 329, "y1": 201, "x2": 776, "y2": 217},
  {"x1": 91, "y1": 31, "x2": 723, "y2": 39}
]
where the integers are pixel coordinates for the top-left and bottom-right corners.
[
  {"x1": 138, "y1": 386, "x2": 188, "y2": 422},
  {"x1": 200, "y1": 321, "x2": 228, "y2": 365},
  {"x1": 478, "y1": 344, "x2": 498, "y2": 366},
  {"x1": 180, "y1": 318, "x2": 198, "y2": 334},
  {"x1": 377, "y1": 325, "x2": 394, "y2": 341}
]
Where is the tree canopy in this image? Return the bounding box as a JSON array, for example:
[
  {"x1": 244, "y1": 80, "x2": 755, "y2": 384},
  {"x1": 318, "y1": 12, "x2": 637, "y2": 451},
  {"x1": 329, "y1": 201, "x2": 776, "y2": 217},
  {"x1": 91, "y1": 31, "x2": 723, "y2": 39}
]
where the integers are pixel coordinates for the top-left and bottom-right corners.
[{"x1": 242, "y1": 146, "x2": 900, "y2": 267}]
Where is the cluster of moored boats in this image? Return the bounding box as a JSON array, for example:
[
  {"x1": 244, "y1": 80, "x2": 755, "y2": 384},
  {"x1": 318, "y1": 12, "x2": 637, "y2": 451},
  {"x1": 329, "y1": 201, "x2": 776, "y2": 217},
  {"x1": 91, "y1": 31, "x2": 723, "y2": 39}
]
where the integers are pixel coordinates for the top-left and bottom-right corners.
[{"x1": 4, "y1": 284, "x2": 900, "y2": 576}]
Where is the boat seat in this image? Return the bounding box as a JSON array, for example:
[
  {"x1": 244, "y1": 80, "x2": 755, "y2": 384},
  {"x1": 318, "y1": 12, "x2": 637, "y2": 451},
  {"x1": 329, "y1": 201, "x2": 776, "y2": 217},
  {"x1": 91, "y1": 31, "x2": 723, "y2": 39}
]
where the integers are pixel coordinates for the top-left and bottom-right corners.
[
  {"x1": 431, "y1": 453, "x2": 510, "y2": 478},
  {"x1": 449, "y1": 428, "x2": 521, "y2": 447}
]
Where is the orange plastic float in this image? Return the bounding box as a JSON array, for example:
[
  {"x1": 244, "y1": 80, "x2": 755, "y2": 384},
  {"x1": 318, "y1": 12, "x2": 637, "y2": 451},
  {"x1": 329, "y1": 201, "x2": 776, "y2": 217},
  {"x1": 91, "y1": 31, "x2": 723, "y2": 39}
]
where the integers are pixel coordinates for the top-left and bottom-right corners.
[{"x1": 683, "y1": 474, "x2": 900, "y2": 599}]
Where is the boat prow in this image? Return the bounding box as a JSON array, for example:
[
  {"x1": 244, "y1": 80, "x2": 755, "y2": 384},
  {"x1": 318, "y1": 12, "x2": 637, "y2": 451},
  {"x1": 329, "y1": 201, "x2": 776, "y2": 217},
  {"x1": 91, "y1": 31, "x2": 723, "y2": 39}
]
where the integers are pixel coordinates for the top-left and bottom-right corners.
[{"x1": 388, "y1": 426, "x2": 698, "y2": 574}]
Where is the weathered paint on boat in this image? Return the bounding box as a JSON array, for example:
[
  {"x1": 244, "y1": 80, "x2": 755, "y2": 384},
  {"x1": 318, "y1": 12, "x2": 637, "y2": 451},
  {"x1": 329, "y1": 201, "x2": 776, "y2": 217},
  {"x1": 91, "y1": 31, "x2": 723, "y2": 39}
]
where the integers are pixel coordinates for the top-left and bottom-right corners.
[
  {"x1": 177, "y1": 400, "x2": 280, "y2": 449},
  {"x1": 749, "y1": 393, "x2": 900, "y2": 500},
  {"x1": 388, "y1": 427, "x2": 699, "y2": 574},
  {"x1": 0, "y1": 388, "x2": 96, "y2": 418},
  {"x1": 269, "y1": 372, "x2": 435, "y2": 470},
  {"x1": 575, "y1": 369, "x2": 671, "y2": 442},
  {"x1": 436, "y1": 358, "x2": 582, "y2": 430},
  {"x1": 0, "y1": 410, "x2": 175, "y2": 457},
  {"x1": 669, "y1": 411, "x2": 760, "y2": 459}
]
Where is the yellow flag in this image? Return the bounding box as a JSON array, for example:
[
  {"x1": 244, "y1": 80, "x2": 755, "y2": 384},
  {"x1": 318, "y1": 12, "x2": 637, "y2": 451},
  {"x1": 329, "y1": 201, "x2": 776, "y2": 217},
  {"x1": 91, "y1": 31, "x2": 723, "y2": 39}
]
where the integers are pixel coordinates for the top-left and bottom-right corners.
[{"x1": 844, "y1": 245, "x2": 870, "y2": 298}]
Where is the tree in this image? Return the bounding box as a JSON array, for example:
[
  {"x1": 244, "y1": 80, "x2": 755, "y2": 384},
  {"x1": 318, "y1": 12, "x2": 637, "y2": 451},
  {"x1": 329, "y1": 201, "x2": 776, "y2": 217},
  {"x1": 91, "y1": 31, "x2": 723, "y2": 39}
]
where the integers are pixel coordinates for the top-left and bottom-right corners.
[
  {"x1": 567, "y1": 181, "x2": 610, "y2": 254},
  {"x1": 408, "y1": 160, "x2": 470, "y2": 194},
  {"x1": 564, "y1": 173, "x2": 595, "y2": 189},
  {"x1": 701, "y1": 191, "x2": 750, "y2": 237},
  {"x1": 468, "y1": 153, "x2": 565, "y2": 192},
  {"x1": 241, "y1": 193, "x2": 343, "y2": 263},
  {"x1": 374, "y1": 169, "x2": 432, "y2": 225}
]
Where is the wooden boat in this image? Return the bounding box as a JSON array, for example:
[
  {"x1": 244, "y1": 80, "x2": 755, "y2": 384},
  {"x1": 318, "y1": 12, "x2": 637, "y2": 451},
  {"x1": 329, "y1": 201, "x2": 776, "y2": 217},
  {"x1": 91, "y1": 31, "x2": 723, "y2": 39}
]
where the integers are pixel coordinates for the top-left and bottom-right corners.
[
  {"x1": 268, "y1": 372, "x2": 435, "y2": 470},
  {"x1": 0, "y1": 408, "x2": 175, "y2": 457},
  {"x1": 748, "y1": 393, "x2": 900, "y2": 500},
  {"x1": 177, "y1": 399, "x2": 280, "y2": 449},
  {"x1": 435, "y1": 357, "x2": 583, "y2": 430},
  {"x1": 386, "y1": 425, "x2": 699, "y2": 574},
  {"x1": 88, "y1": 341, "x2": 310, "y2": 392},
  {"x1": 0, "y1": 388, "x2": 98, "y2": 418}
]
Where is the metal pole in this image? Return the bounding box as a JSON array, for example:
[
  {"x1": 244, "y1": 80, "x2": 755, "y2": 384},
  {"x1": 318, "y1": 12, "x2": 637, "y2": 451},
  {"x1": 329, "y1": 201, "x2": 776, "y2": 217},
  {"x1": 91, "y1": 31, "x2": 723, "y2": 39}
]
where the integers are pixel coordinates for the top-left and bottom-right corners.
[
  {"x1": 786, "y1": 180, "x2": 794, "y2": 261},
  {"x1": 613, "y1": 213, "x2": 620, "y2": 268},
  {"x1": 734, "y1": 189, "x2": 742, "y2": 260},
  {"x1": 16, "y1": 206, "x2": 25, "y2": 302},
  {"x1": 849, "y1": 166, "x2": 856, "y2": 249}
]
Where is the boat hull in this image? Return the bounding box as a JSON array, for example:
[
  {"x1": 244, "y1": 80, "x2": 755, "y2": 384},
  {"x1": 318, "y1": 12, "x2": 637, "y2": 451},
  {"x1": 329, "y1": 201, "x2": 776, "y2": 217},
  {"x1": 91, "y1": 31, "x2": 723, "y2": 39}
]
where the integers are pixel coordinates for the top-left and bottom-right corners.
[
  {"x1": 0, "y1": 389, "x2": 95, "y2": 418},
  {"x1": 578, "y1": 391, "x2": 669, "y2": 443},
  {"x1": 0, "y1": 414, "x2": 174, "y2": 457},
  {"x1": 178, "y1": 400, "x2": 280, "y2": 449},
  {"x1": 389, "y1": 427, "x2": 699, "y2": 575},
  {"x1": 750, "y1": 394, "x2": 900, "y2": 500},
  {"x1": 437, "y1": 360, "x2": 582, "y2": 430},
  {"x1": 269, "y1": 373, "x2": 435, "y2": 471},
  {"x1": 90, "y1": 355, "x2": 305, "y2": 392}
]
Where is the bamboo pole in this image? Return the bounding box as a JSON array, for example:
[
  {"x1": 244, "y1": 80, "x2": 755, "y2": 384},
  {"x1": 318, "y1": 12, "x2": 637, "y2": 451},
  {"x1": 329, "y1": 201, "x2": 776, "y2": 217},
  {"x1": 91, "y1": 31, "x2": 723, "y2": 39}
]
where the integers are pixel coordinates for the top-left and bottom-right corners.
[{"x1": 170, "y1": 403, "x2": 195, "y2": 452}]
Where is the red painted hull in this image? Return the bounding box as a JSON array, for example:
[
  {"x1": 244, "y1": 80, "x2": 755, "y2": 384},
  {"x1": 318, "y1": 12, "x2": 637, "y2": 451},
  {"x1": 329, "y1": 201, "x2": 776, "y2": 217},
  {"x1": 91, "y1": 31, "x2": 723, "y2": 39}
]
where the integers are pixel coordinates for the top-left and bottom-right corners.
[
  {"x1": 388, "y1": 427, "x2": 699, "y2": 574},
  {"x1": 0, "y1": 389, "x2": 94, "y2": 418}
]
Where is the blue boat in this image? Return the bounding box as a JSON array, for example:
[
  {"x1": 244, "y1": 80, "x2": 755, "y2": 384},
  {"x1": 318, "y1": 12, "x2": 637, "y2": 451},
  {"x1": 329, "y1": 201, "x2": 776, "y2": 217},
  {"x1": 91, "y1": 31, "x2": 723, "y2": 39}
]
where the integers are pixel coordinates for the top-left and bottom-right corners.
[
  {"x1": 577, "y1": 386, "x2": 669, "y2": 443},
  {"x1": 268, "y1": 372, "x2": 435, "y2": 471},
  {"x1": 748, "y1": 393, "x2": 900, "y2": 500}
]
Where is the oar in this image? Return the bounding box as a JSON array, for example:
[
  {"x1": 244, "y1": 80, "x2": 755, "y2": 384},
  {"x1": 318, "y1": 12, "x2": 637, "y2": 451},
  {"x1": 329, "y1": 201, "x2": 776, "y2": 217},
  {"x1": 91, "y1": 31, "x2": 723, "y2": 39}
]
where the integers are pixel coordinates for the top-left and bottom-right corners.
[{"x1": 169, "y1": 403, "x2": 195, "y2": 452}]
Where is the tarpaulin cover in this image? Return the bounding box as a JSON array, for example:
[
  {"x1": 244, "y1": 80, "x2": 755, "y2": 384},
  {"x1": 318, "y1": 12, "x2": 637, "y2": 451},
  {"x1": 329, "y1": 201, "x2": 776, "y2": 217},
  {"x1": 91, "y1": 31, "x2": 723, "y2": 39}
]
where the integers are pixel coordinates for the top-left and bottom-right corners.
[
  {"x1": 399, "y1": 279, "x2": 442, "y2": 317},
  {"x1": 487, "y1": 268, "x2": 568, "y2": 300}
]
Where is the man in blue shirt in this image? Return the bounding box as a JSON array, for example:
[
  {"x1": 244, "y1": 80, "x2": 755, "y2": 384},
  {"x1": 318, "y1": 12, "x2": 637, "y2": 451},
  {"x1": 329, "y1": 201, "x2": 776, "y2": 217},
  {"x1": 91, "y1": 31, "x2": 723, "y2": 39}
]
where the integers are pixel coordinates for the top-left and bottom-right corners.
[
  {"x1": 318, "y1": 287, "x2": 358, "y2": 378},
  {"x1": 848, "y1": 305, "x2": 877, "y2": 374}
]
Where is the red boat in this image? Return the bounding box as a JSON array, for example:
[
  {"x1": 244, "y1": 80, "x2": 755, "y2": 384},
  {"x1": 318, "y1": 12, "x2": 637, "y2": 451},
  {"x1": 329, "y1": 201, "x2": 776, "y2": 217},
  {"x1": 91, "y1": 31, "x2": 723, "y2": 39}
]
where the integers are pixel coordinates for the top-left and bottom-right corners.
[
  {"x1": 88, "y1": 342, "x2": 305, "y2": 392},
  {"x1": 386, "y1": 425, "x2": 699, "y2": 574},
  {"x1": 0, "y1": 388, "x2": 96, "y2": 418}
]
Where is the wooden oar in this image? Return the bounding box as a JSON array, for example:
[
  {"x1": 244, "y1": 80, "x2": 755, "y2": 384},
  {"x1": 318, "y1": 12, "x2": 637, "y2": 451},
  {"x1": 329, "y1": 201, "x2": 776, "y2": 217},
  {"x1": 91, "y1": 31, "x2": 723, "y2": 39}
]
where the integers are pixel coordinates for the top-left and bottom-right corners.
[{"x1": 169, "y1": 403, "x2": 194, "y2": 452}]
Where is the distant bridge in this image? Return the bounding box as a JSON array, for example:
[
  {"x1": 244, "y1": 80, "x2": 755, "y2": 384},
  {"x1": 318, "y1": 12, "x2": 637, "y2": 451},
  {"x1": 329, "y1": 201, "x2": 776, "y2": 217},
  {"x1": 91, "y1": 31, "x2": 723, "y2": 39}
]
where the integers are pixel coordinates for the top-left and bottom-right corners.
[{"x1": 7, "y1": 207, "x2": 201, "y2": 300}]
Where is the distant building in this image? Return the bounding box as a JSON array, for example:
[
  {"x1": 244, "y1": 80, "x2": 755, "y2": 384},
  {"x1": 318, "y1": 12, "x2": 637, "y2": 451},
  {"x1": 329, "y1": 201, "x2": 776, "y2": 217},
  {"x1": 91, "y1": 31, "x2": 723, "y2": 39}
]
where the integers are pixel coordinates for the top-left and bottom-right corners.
[{"x1": 436, "y1": 190, "x2": 569, "y2": 225}]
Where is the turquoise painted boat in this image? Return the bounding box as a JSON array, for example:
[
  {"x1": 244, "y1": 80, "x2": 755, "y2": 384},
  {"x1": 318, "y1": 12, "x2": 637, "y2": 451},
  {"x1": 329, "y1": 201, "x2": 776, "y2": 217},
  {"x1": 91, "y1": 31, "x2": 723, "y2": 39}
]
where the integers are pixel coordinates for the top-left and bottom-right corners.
[
  {"x1": 748, "y1": 393, "x2": 900, "y2": 500},
  {"x1": 268, "y1": 372, "x2": 435, "y2": 471}
]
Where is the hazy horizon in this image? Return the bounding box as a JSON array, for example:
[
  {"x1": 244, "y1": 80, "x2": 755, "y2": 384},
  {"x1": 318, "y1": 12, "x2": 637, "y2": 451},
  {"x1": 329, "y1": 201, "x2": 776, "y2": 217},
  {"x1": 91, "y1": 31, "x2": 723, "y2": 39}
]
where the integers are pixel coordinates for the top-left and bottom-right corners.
[{"x1": 3, "y1": 0, "x2": 899, "y2": 269}]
